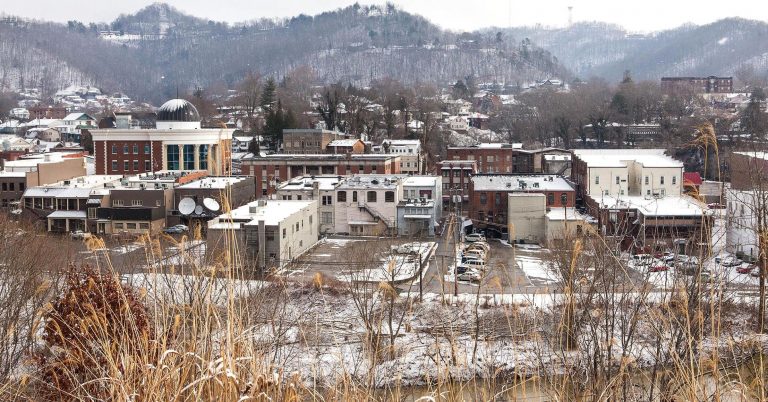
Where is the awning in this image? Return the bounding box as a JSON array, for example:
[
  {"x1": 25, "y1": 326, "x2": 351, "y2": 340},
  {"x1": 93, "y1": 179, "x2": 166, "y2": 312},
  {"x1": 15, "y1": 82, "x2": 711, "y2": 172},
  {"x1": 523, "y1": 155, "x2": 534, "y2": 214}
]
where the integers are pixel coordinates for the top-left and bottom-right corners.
[
  {"x1": 404, "y1": 214, "x2": 432, "y2": 219},
  {"x1": 47, "y1": 210, "x2": 87, "y2": 219}
]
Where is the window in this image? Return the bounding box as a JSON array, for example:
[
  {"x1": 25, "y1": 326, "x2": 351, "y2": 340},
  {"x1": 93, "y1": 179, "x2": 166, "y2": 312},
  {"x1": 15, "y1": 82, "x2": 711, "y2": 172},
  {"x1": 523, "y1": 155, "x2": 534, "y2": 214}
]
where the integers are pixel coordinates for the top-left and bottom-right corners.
[
  {"x1": 166, "y1": 145, "x2": 179, "y2": 170},
  {"x1": 352, "y1": 191, "x2": 358, "y2": 202},
  {"x1": 480, "y1": 193, "x2": 487, "y2": 204},
  {"x1": 1, "y1": 183, "x2": 5, "y2": 191},
  {"x1": 111, "y1": 144, "x2": 117, "y2": 154},
  {"x1": 111, "y1": 160, "x2": 118, "y2": 171},
  {"x1": 183, "y1": 145, "x2": 195, "y2": 170},
  {"x1": 494, "y1": 193, "x2": 501, "y2": 205},
  {"x1": 114, "y1": 223, "x2": 124, "y2": 230},
  {"x1": 595, "y1": 176, "x2": 600, "y2": 185},
  {"x1": 647, "y1": 189, "x2": 651, "y2": 195},
  {"x1": 322, "y1": 195, "x2": 332, "y2": 206},
  {"x1": 144, "y1": 144, "x2": 151, "y2": 154},
  {"x1": 620, "y1": 189, "x2": 625, "y2": 195},
  {"x1": 660, "y1": 176, "x2": 665, "y2": 185},
  {"x1": 442, "y1": 171, "x2": 449, "y2": 177},
  {"x1": 453, "y1": 170, "x2": 460, "y2": 177},
  {"x1": 133, "y1": 144, "x2": 139, "y2": 154},
  {"x1": 113, "y1": 199, "x2": 124, "y2": 206},
  {"x1": 367, "y1": 191, "x2": 377, "y2": 203},
  {"x1": 547, "y1": 193, "x2": 555, "y2": 205},
  {"x1": 309, "y1": 215, "x2": 313, "y2": 225},
  {"x1": 337, "y1": 191, "x2": 347, "y2": 202},
  {"x1": 358, "y1": 165, "x2": 365, "y2": 172},
  {"x1": 282, "y1": 228, "x2": 286, "y2": 239},
  {"x1": 19, "y1": 183, "x2": 24, "y2": 191},
  {"x1": 131, "y1": 200, "x2": 142, "y2": 206},
  {"x1": 139, "y1": 223, "x2": 149, "y2": 230},
  {"x1": 385, "y1": 191, "x2": 395, "y2": 202},
  {"x1": 295, "y1": 222, "x2": 300, "y2": 232},
  {"x1": 123, "y1": 161, "x2": 129, "y2": 171},
  {"x1": 644, "y1": 176, "x2": 649, "y2": 185},
  {"x1": 603, "y1": 190, "x2": 609, "y2": 196},
  {"x1": 321, "y1": 212, "x2": 333, "y2": 224},
  {"x1": 123, "y1": 145, "x2": 129, "y2": 153},
  {"x1": 145, "y1": 160, "x2": 151, "y2": 171},
  {"x1": 126, "y1": 223, "x2": 137, "y2": 230},
  {"x1": 615, "y1": 176, "x2": 620, "y2": 184},
  {"x1": 672, "y1": 176, "x2": 677, "y2": 185},
  {"x1": 88, "y1": 208, "x2": 96, "y2": 219},
  {"x1": 133, "y1": 160, "x2": 139, "y2": 171},
  {"x1": 443, "y1": 184, "x2": 449, "y2": 190}
]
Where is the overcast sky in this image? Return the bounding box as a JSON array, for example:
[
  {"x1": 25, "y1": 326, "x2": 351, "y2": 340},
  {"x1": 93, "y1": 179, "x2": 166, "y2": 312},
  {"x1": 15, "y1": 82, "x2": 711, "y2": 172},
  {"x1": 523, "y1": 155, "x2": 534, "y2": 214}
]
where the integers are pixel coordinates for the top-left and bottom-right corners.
[{"x1": 2, "y1": 0, "x2": 767, "y2": 32}]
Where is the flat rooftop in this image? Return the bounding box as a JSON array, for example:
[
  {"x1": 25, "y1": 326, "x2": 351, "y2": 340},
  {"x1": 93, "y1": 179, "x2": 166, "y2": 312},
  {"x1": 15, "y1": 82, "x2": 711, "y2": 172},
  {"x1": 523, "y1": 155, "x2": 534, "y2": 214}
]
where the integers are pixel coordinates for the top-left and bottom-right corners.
[
  {"x1": 471, "y1": 175, "x2": 574, "y2": 192},
  {"x1": 573, "y1": 149, "x2": 683, "y2": 168},
  {"x1": 210, "y1": 200, "x2": 315, "y2": 228},
  {"x1": 594, "y1": 194, "x2": 707, "y2": 217},
  {"x1": 337, "y1": 175, "x2": 400, "y2": 190},
  {"x1": 277, "y1": 175, "x2": 343, "y2": 191},
  {"x1": 402, "y1": 176, "x2": 440, "y2": 187},
  {"x1": 178, "y1": 176, "x2": 250, "y2": 189}
]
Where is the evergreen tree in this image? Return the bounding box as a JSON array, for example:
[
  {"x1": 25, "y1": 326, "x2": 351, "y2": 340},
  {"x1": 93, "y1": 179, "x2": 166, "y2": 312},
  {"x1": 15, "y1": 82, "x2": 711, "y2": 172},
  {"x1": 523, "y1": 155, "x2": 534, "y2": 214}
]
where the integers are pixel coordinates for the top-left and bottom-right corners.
[
  {"x1": 248, "y1": 136, "x2": 260, "y2": 154},
  {"x1": 260, "y1": 77, "x2": 277, "y2": 111},
  {"x1": 742, "y1": 88, "x2": 768, "y2": 140}
]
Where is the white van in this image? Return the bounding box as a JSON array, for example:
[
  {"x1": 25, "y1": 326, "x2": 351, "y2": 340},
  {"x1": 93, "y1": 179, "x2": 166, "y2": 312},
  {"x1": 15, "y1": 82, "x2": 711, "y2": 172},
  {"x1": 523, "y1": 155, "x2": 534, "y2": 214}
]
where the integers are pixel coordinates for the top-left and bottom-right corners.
[{"x1": 458, "y1": 259, "x2": 487, "y2": 271}]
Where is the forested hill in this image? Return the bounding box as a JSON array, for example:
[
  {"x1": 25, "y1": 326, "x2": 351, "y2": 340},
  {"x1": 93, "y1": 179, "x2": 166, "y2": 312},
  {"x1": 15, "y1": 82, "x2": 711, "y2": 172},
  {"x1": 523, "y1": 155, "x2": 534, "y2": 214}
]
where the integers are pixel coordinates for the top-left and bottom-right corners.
[
  {"x1": 0, "y1": 3, "x2": 566, "y2": 103},
  {"x1": 500, "y1": 18, "x2": 768, "y2": 83}
]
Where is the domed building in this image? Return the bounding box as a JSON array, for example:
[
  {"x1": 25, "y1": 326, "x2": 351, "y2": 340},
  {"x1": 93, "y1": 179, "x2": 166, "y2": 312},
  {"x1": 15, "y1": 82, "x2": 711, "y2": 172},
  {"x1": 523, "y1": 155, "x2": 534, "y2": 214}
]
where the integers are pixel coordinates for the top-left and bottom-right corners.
[{"x1": 91, "y1": 98, "x2": 232, "y2": 176}]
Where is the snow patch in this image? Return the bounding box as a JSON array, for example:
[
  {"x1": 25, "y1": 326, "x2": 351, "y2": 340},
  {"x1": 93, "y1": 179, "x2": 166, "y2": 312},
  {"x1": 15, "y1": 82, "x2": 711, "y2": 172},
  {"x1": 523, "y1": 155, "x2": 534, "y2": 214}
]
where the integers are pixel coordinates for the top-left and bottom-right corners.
[{"x1": 718, "y1": 37, "x2": 729, "y2": 45}]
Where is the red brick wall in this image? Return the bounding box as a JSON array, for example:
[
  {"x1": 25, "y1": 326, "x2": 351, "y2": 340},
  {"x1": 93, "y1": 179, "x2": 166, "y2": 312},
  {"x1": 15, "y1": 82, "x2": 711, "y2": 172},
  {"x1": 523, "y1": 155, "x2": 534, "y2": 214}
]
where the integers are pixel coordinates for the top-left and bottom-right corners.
[{"x1": 102, "y1": 140, "x2": 153, "y2": 175}]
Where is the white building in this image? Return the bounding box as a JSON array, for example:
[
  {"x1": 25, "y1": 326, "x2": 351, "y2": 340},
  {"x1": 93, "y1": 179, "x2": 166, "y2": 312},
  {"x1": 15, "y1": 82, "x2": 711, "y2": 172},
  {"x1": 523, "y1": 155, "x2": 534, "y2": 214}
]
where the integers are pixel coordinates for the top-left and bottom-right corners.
[
  {"x1": 207, "y1": 199, "x2": 318, "y2": 270},
  {"x1": 275, "y1": 175, "x2": 343, "y2": 235},
  {"x1": 726, "y1": 190, "x2": 759, "y2": 258},
  {"x1": 378, "y1": 139, "x2": 423, "y2": 174},
  {"x1": 573, "y1": 149, "x2": 684, "y2": 199},
  {"x1": 401, "y1": 175, "x2": 442, "y2": 220},
  {"x1": 333, "y1": 175, "x2": 402, "y2": 236}
]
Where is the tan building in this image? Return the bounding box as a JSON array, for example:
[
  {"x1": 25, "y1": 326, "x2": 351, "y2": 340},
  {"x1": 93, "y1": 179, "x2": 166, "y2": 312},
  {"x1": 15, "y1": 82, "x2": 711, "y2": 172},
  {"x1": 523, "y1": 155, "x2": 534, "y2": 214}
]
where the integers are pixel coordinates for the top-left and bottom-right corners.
[
  {"x1": 507, "y1": 193, "x2": 547, "y2": 244},
  {"x1": 282, "y1": 129, "x2": 344, "y2": 154},
  {"x1": 0, "y1": 154, "x2": 87, "y2": 209}
]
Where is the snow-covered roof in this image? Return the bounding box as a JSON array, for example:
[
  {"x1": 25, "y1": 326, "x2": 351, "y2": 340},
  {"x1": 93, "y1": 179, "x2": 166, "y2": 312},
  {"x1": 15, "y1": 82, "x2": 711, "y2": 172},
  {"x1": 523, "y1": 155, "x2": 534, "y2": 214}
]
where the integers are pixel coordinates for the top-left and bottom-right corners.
[
  {"x1": 63, "y1": 113, "x2": 92, "y2": 121},
  {"x1": 595, "y1": 195, "x2": 706, "y2": 217},
  {"x1": 23, "y1": 175, "x2": 123, "y2": 198},
  {"x1": 402, "y1": 176, "x2": 439, "y2": 187},
  {"x1": 546, "y1": 207, "x2": 586, "y2": 221},
  {"x1": 573, "y1": 149, "x2": 683, "y2": 168},
  {"x1": 733, "y1": 151, "x2": 768, "y2": 161},
  {"x1": 382, "y1": 139, "x2": 421, "y2": 146},
  {"x1": 472, "y1": 175, "x2": 573, "y2": 192},
  {"x1": 544, "y1": 154, "x2": 571, "y2": 161},
  {"x1": 47, "y1": 210, "x2": 87, "y2": 219},
  {"x1": 327, "y1": 139, "x2": 360, "y2": 147},
  {"x1": 177, "y1": 176, "x2": 249, "y2": 189},
  {"x1": 209, "y1": 200, "x2": 315, "y2": 228},
  {"x1": 337, "y1": 175, "x2": 400, "y2": 190},
  {"x1": 277, "y1": 175, "x2": 343, "y2": 192}
]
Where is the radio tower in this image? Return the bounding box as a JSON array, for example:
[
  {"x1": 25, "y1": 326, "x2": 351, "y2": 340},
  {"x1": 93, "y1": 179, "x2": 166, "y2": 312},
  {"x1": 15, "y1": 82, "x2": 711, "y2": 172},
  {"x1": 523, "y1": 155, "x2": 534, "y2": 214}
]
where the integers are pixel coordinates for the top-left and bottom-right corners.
[{"x1": 568, "y1": 6, "x2": 573, "y2": 27}]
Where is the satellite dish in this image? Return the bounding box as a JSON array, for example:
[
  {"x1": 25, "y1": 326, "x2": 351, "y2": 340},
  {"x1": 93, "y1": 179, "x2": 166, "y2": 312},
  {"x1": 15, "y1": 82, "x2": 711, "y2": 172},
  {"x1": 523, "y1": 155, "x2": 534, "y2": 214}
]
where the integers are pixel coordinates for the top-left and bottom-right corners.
[
  {"x1": 178, "y1": 197, "x2": 196, "y2": 215},
  {"x1": 203, "y1": 197, "x2": 220, "y2": 212},
  {"x1": 194, "y1": 205, "x2": 204, "y2": 215}
]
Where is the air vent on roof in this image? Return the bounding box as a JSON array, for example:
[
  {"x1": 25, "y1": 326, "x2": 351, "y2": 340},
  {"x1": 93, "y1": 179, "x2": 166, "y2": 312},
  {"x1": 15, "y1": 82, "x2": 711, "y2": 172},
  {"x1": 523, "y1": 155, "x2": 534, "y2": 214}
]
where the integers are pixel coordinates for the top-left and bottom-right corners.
[{"x1": 371, "y1": 179, "x2": 379, "y2": 185}]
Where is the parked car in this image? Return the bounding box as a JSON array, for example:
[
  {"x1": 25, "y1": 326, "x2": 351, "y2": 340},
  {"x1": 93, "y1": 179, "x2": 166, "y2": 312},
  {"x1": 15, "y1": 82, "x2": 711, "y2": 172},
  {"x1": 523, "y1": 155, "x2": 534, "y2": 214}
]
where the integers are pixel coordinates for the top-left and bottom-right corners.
[
  {"x1": 70, "y1": 230, "x2": 92, "y2": 240},
  {"x1": 463, "y1": 249, "x2": 487, "y2": 259},
  {"x1": 466, "y1": 242, "x2": 490, "y2": 252},
  {"x1": 649, "y1": 264, "x2": 669, "y2": 273},
  {"x1": 707, "y1": 203, "x2": 726, "y2": 209},
  {"x1": 458, "y1": 259, "x2": 486, "y2": 272},
  {"x1": 163, "y1": 224, "x2": 189, "y2": 234},
  {"x1": 457, "y1": 270, "x2": 482, "y2": 282},
  {"x1": 465, "y1": 233, "x2": 486, "y2": 243},
  {"x1": 751, "y1": 269, "x2": 762, "y2": 278},
  {"x1": 721, "y1": 256, "x2": 742, "y2": 267},
  {"x1": 456, "y1": 265, "x2": 470, "y2": 274},
  {"x1": 737, "y1": 264, "x2": 756, "y2": 274}
]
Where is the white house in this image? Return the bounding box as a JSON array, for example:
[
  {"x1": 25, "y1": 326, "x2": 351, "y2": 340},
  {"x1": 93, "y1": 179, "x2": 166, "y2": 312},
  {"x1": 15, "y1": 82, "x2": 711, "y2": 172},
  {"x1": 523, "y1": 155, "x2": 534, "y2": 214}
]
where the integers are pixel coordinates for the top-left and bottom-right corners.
[{"x1": 378, "y1": 139, "x2": 423, "y2": 174}]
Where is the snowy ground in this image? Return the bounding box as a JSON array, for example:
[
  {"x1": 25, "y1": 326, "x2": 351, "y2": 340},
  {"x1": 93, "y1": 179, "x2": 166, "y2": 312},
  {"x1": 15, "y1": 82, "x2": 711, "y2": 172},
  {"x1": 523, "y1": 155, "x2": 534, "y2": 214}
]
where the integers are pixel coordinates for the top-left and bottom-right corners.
[
  {"x1": 341, "y1": 242, "x2": 437, "y2": 283},
  {"x1": 515, "y1": 255, "x2": 558, "y2": 285}
]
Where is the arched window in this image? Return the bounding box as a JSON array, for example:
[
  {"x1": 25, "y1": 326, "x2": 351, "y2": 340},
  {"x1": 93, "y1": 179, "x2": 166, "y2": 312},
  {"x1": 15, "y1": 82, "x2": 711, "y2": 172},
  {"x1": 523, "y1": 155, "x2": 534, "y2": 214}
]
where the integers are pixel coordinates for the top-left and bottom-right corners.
[{"x1": 367, "y1": 191, "x2": 377, "y2": 203}]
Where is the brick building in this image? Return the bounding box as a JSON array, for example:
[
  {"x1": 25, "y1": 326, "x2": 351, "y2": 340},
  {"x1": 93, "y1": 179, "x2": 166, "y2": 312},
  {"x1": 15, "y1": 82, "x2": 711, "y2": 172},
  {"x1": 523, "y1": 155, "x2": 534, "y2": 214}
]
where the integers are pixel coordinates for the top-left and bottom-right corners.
[
  {"x1": 240, "y1": 154, "x2": 402, "y2": 196},
  {"x1": 468, "y1": 174, "x2": 575, "y2": 237},
  {"x1": 90, "y1": 99, "x2": 232, "y2": 176},
  {"x1": 438, "y1": 160, "x2": 476, "y2": 207},
  {"x1": 282, "y1": 129, "x2": 345, "y2": 154},
  {"x1": 446, "y1": 143, "x2": 533, "y2": 174}
]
